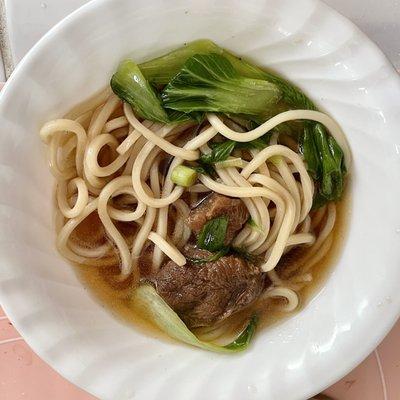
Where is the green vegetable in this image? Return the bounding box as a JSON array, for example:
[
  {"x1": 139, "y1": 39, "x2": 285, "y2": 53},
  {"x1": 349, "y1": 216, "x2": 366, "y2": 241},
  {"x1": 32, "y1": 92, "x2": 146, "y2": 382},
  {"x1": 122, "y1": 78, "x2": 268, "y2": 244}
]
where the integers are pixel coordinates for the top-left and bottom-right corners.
[
  {"x1": 190, "y1": 163, "x2": 215, "y2": 176},
  {"x1": 186, "y1": 247, "x2": 230, "y2": 264},
  {"x1": 197, "y1": 216, "x2": 228, "y2": 252},
  {"x1": 162, "y1": 53, "x2": 281, "y2": 117},
  {"x1": 138, "y1": 39, "x2": 312, "y2": 111},
  {"x1": 110, "y1": 59, "x2": 169, "y2": 123},
  {"x1": 302, "y1": 123, "x2": 345, "y2": 207},
  {"x1": 171, "y1": 165, "x2": 198, "y2": 187},
  {"x1": 166, "y1": 109, "x2": 194, "y2": 123},
  {"x1": 111, "y1": 41, "x2": 347, "y2": 207},
  {"x1": 269, "y1": 155, "x2": 282, "y2": 166},
  {"x1": 221, "y1": 51, "x2": 316, "y2": 110},
  {"x1": 203, "y1": 136, "x2": 271, "y2": 163},
  {"x1": 217, "y1": 50, "x2": 347, "y2": 207},
  {"x1": 247, "y1": 218, "x2": 264, "y2": 234},
  {"x1": 223, "y1": 314, "x2": 258, "y2": 350},
  {"x1": 200, "y1": 140, "x2": 236, "y2": 164},
  {"x1": 225, "y1": 115, "x2": 260, "y2": 131},
  {"x1": 302, "y1": 123, "x2": 320, "y2": 180},
  {"x1": 314, "y1": 124, "x2": 345, "y2": 202},
  {"x1": 132, "y1": 284, "x2": 258, "y2": 353},
  {"x1": 234, "y1": 134, "x2": 271, "y2": 151},
  {"x1": 139, "y1": 40, "x2": 223, "y2": 85},
  {"x1": 215, "y1": 157, "x2": 244, "y2": 169},
  {"x1": 224, "y1": 50, "x2": 347, "y2": 207}
]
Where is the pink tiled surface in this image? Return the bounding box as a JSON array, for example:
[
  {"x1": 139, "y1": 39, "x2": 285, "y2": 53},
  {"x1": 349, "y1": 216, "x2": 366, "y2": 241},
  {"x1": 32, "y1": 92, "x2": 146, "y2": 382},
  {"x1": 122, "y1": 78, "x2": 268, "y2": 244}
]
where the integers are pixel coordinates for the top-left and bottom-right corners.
[
  {"x1": 1, "y1": 302, "x2": 399, "y2": 399},
  {"x1": 0, "y1": 307, "x2": 96, "y2": 400}
]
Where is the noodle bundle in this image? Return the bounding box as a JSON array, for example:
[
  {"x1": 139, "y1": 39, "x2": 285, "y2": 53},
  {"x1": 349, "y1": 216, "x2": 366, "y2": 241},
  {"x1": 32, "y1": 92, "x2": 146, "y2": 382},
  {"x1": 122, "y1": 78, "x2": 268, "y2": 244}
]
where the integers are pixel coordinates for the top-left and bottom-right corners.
[{"x1": 40, "y1": 40, "x2": 350, "y2": 351}]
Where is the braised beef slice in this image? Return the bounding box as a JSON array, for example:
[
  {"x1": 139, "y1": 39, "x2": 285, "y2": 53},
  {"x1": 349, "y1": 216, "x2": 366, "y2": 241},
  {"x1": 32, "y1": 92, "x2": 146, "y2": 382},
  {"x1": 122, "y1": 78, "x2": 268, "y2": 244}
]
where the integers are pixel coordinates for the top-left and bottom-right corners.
[
  {"x1": 154, "y1": 245, "x2": 265, "y2": 328},
  {"x1": 186, "y1": 193, "x2": 249, "y2": 244},
  {"x1": 274, "y1": 247, "x2": 304, "y2": 280}
]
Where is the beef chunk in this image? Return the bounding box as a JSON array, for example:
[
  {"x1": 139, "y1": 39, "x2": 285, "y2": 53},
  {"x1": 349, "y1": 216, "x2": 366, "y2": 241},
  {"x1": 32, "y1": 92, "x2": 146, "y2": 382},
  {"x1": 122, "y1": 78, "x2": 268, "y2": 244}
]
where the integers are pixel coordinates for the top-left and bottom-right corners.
[
  {"x1": 275, "y1": 247, "x2": 304, "y2": 280},
  {"x1": 186, "y1": 193, "x2": 248, "y2": 244},
  {"x1": 153, "y1": 245, "x2": 265, "y2": 328}
]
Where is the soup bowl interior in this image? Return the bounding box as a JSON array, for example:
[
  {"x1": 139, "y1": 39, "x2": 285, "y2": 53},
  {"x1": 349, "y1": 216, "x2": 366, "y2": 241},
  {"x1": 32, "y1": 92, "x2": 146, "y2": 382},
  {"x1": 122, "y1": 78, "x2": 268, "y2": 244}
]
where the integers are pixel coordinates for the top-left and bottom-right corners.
[{"x1": 1, "y1": 0, "x2": 400, "y2": 399}]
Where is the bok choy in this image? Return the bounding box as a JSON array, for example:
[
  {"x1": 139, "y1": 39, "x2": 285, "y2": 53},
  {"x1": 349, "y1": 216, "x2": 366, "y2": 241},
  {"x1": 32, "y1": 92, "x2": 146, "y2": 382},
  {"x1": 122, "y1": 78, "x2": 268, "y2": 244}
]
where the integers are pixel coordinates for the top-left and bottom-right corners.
[
  {"x1": 218, "y1": 50, "x2": 347, "y2": 205},
  {"x1": 219, "y1": 52, "x2": 347, "y2": 205},
  {"x1": 200, "y1": 139, "x2": 270, "y2": 167},
  {"x1": 303, "y1": 123, "x2": 346, "y2": 206},
  {"x1": 110, "y1": 40, "x2": 347, "y2": 207},
  {"x1": 303, "y1": 124, "x2": 345, "y2": 206},
  {"x1": 221, "y1": 51, "x2": 316, "y2": 110},
  {"x1": 200, "y1": 140, "x2": 236, "y2": 165},
  {"x1": 111, "y1": 59, "x2": 169, "y2": 123},
  {"x1": 132, "y1": 284, "x2": 258, "y2": 353},
  {"x1": 139, "y1": 39, "x2": 223, "y2": 85},
  {"x1": 221, "y1": 50, "x2": 346, "y2": 205},
  {"x1": 197, "y1": 216, "x2": 228, "y2": 252},
  {"x1": 162, "y1": 54, "x2": 282, "y2": 117}
]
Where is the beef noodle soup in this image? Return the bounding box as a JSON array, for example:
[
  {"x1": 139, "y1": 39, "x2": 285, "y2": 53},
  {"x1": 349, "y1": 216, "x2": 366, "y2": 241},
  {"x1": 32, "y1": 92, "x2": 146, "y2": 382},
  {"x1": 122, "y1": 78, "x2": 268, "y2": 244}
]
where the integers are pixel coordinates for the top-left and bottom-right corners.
[{"x1": 39, "y1": 40, "x2": 350, "y2": 352}]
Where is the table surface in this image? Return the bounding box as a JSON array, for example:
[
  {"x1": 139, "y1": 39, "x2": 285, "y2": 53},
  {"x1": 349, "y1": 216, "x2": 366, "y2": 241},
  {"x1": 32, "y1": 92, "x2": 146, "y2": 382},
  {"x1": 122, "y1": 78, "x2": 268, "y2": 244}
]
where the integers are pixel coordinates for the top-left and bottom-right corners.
[{"x1": 0, "y1": 1, "x2": 399, "y2": 399}]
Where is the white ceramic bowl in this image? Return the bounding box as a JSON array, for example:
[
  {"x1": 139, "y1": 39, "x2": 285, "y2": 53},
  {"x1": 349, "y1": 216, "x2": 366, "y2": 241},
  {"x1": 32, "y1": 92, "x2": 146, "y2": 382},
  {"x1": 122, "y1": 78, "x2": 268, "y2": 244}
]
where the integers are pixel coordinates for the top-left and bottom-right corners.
[{"x1": 1, "y1": 0, "x2": 400, "y2": 399}]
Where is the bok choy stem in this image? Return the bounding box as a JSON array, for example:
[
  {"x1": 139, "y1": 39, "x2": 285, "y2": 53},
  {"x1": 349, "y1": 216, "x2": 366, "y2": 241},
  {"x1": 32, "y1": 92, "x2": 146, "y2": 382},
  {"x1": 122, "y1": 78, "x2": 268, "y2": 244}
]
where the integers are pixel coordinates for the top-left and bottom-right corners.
[
  {"x1": 110, "y1": 60, "x2": 169, "y2": 123},
  {"x1": 161, "y1": 54, "x2": 282, "y2": 117},
  {"x1": 139, "y1": 40, "x2": 223, "y2": 85},
  {"x1": 132, "y1": 284, "x2": 258, "y2": 353}
]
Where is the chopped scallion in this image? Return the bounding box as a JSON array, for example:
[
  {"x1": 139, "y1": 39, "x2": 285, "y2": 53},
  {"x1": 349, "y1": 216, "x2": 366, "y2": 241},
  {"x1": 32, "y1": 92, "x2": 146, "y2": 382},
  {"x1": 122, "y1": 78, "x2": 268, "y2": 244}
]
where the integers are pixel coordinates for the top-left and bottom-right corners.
[
  {"x1": 215, "y1": 157, "x2": 244, "y2": 169},
  {"x1": 171, "y1": 165, "x2": 198, "y2": 187}
]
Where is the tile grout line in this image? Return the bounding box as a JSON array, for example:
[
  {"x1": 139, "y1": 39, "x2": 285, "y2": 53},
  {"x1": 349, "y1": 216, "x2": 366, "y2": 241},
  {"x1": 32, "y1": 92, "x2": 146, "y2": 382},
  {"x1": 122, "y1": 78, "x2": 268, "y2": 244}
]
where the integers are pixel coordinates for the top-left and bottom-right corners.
[
  {"x1": 0, "y1": 0, "x2": 14, "y2": 79},
  {"x1": 374, "y1": 349, "x2": 389, "y2": 400},
  {"x1": 0, "y1": 336, "x2": 23, "y2": 345}
]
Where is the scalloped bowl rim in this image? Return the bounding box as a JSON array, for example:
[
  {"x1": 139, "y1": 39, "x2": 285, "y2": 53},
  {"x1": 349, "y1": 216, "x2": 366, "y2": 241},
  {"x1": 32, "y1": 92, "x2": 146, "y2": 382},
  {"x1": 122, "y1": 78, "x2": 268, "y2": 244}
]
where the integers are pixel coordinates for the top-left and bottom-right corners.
[{"x1": 0, "y1": 0, "x2": 400, "y2": 399}]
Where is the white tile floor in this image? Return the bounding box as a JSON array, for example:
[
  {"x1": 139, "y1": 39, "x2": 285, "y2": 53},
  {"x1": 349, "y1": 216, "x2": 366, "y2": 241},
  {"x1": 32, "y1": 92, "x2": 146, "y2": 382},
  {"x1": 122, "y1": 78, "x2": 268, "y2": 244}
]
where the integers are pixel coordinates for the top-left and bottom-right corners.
[{"x1": 2, "y1": 0, "x2": 400, "y2": 71}]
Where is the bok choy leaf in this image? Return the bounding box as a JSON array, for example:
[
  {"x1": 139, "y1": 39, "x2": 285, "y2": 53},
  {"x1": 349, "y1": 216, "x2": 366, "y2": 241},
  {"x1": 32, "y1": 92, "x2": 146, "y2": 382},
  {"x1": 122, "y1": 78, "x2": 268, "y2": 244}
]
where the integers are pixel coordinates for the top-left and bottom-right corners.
[
  {"x1": 189, "y1": 163, "x2": 216, "y2": 177},
  {"x1": 222, "y1": 51, "x2": 316, "y2": 110},
  {"x1": 111, "y1": 60, "x2": 169, "y2": 123},
  {"x1": 233, "y1": 134, "x2": 272, "y2": 150},
  {"x1": 197, "y1": 216, "x2": 228, "y2": 251},
  {"x1": 110, "y1": 41, "x2": 347, "y2": 207},
  {"x1": 162, "y1": 54, "x2": 281, "y2": 117},
  {"x1": 200, "y1": 140, "x2": 236, "y2": 164},
  {"x1": 221, "y1": 50, "x2": 348, "y2": 206},
  {"x1": 132, "y1": 284, "x2": 258, "y2": 353},
  {"x1": 139, "y1": 40, "x2": 223, "y2": 85},
  {"x1": 302, "y1": 123, "x2": 346, "y2": 207},
  {"x1": 313, "y1": 124, "x2": 345, "y2": 203},
  {"x1": 138, "y1": 39, "x2": 313, "y2": 111},
  {"x1": 195, "y1": 47, "x2": 347, "y2": 206},
  {"x1": 111, "y1": 59, "x2": 196, "y2": 123}
]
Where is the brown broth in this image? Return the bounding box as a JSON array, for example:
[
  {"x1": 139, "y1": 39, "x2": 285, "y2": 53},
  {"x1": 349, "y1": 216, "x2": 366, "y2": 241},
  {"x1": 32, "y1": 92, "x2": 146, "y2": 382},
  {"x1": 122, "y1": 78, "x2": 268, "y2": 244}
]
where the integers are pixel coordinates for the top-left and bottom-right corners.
[
  {"x1": 72, "y1": 185, "x2": 350, "y2": 343},
  {"x1": 256, "y1": 184, "x2": 351, "y2": 330}
]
